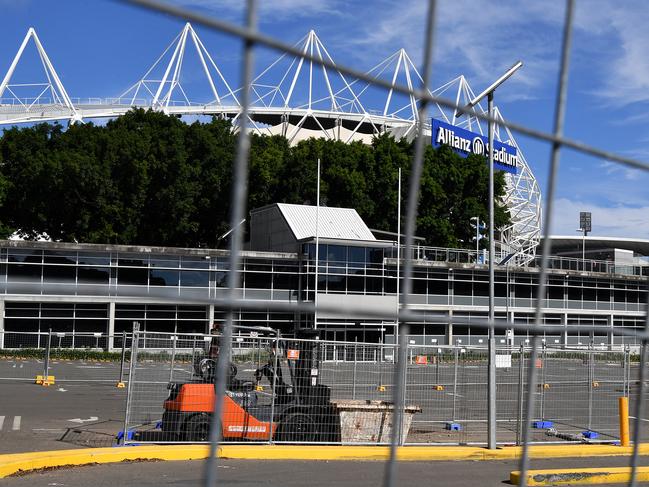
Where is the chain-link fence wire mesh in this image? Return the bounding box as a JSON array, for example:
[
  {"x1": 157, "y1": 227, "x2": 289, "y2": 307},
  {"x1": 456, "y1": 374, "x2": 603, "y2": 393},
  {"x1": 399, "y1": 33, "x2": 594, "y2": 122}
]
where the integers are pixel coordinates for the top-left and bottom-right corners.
[
  {"x1": 55, "y1": 0, "x2": 649, "y2": 484},
  {"x1": 0, "y1": 330, "x2": 133, "y2": 383},
  {"x1": 123, "y1": 330, "x2": 641, "y2": 447}
]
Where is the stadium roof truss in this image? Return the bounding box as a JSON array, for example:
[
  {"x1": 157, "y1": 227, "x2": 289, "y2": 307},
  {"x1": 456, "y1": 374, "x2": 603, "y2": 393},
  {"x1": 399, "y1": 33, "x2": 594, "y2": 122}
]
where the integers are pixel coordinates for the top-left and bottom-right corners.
[{"x1": 0, "y1": 24, "x2": 541, "y2": 265}]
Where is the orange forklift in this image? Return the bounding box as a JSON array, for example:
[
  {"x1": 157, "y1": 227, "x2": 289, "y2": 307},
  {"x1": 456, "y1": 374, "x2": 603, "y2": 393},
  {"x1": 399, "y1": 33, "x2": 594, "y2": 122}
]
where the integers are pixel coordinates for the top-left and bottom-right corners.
[{"x1": 161, "y1": 330, "x2": 340, "y2": 443}]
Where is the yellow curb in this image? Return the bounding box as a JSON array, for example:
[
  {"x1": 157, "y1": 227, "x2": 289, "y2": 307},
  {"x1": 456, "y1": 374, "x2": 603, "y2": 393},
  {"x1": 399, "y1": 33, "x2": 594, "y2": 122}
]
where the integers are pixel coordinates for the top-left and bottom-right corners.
[
  {"x1": 2, "y1": 444, "x2": 649, "y2": 479},
  {"x1": 511, "y1": 466, "x2": 649, "y2": 485},
  {"x1": 0, "y1": 445, "x2": 211, "y2": 478}
]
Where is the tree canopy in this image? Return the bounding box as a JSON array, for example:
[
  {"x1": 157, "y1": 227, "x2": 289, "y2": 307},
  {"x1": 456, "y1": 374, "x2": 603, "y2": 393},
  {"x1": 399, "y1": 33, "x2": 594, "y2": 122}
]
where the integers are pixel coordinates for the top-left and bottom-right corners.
[{"x1": 0, "y1": 109, "x2": 509, "y2": 248}]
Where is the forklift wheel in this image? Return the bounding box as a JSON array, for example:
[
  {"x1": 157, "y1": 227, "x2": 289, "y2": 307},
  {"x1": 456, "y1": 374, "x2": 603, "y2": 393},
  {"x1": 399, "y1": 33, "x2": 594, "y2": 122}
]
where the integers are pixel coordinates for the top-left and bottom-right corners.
[
  {"x1": 183, "y1": 413, "x2": 212, "y2": 442},
  {"x1": 276, "y1": 412, "x2": 318, "y2": 443}
]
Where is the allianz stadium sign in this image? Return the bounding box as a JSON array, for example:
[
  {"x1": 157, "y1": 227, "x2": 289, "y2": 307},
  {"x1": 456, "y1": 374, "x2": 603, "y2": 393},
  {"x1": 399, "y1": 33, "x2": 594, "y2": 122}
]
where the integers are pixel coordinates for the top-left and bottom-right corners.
[{"x1": 432, "y1": 118, "x2": 518, "y2": 174}]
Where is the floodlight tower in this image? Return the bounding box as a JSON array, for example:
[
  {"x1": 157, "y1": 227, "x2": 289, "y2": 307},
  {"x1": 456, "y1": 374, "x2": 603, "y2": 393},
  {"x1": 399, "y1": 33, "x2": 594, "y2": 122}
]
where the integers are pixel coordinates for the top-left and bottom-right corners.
[{"x1": 456, "y1": 60, "x2": 523, "y2": 450}]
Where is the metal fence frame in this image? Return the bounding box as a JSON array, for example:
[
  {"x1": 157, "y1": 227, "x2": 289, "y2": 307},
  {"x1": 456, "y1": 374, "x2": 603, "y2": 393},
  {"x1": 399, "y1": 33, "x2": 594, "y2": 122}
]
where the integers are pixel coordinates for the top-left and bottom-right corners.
[
  {"x1": 122, "y1": 330, "x2": 636, "y2": 448},
  {"x1": 29, "y1": 0, "x2": 642, "y2": 484}
]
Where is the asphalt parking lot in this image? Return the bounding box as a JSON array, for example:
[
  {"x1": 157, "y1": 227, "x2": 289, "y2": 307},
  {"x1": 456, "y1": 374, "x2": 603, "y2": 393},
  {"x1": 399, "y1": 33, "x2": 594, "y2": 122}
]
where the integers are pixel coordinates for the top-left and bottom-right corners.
[
  {"x1": 0, "y1": 378, "x2": 126, "y2": 453},
  {"x1": 0, "y1": 356, "x2": 646, "y2": 454}
]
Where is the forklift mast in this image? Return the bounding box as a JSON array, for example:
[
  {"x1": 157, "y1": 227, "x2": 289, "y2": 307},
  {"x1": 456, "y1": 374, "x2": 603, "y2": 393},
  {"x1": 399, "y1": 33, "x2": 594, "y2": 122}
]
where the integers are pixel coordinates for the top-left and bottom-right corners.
[{"x1": 286, "y1": 329, "x2": 330, "y2": 405}]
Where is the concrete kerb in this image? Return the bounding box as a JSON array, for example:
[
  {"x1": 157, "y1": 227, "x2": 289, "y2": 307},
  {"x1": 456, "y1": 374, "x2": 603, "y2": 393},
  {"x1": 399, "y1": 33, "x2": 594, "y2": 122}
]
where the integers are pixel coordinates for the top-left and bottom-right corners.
[
  {"x1": 2, "y1": 444, "x2": 649, "y2": 479},
  {"x1": 510, "y1": 466, "x2": 649, "y2": 485}
]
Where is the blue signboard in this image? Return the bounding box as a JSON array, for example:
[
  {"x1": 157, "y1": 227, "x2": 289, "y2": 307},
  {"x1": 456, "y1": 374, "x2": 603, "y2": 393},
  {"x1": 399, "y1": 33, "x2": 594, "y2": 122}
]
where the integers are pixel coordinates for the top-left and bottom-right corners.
[{"x1": 431, "y1": 118, "x2": 518, "y2": 174}]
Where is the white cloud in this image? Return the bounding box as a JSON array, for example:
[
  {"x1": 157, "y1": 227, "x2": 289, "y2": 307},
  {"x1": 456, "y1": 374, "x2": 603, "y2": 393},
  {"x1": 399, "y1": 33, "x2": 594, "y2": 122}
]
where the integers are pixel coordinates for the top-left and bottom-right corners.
[
  {"x1": 574, "y1": 1, "x2": 649, "y2": 105},
  {"x1": 343, "y1": 0, "x2": 565, "y2": 97},
  {"x1": 170, "y1": 0, "x2": 342, "y2": 22},
  {"x1": 551, "y1": 198, "x2": 649, "y2": 238}
]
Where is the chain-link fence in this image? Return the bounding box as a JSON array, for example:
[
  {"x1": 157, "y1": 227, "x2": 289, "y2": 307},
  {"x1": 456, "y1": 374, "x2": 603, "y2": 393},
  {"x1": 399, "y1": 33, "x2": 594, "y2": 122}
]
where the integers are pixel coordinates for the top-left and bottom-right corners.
[
  {"x1": 0, "y1": 330, "x2": 132, "y2": 383},
  {"x1": 122, "y1": 329, "x2": 638, "y2": 446}
]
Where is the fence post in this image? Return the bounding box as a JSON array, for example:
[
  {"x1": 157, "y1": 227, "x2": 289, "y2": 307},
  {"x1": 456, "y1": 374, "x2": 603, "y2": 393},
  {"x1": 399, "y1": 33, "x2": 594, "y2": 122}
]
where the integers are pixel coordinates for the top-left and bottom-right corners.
[
  {"x1": 435, "y1": 348, "x2": 440, "y2": 387},
  {"x1": 268, "y1": 333, "x2": 280, "y2": 444},
  {"x1": 122, "y1": 322, "x2": 140, "y2": 445},
  {"x1": 168, "y1": 335, "x2": 177, "y2": 383},
  {"x1": 452, "y1": 342, "x2": 459, "y2": 424},
  {"x1": 117, "y1": 331, "x2": 127, "y2": 388},
  {"x1": 352, "y1": 340, "x2": 357, "y2": 400},
  {"x1": 400, "y1": 343, "x2": 408, "y2": 445},
  {"x1": 624, "y1": 345, "x2": 631, "y2": 397},
  {"x1": 516, "y1": 342, "x2": 525, "y2": 445},
  {"x1": 191, "y1": 337, "x2": 198, "y2": 377},
  {"x1": 540, "y1": 342, "x2": 547, "y2": 420},
  {"x1": 377, "y1": 346, "x2": 384, "y2": 392},
  {"x1": 588, "y1": 342, "x2": 594, "y2": 432}
]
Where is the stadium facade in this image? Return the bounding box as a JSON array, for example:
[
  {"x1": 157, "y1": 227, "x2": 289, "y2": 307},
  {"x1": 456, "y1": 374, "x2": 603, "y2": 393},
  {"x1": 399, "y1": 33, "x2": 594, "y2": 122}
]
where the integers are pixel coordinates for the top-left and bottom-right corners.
[{"x1": 0, "y1": 203, "x2": 646, "y2": 351}]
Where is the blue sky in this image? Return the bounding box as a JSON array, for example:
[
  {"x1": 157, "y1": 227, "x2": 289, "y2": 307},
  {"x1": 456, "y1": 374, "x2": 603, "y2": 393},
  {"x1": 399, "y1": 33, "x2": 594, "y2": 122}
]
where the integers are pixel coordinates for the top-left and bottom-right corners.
[{"x1": 2, "y1": 0, "x2": 649, "y2": 238}]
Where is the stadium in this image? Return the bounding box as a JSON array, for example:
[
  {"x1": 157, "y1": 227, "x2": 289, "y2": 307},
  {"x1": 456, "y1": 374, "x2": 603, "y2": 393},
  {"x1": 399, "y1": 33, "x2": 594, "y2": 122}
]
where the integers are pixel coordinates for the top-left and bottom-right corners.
[{"x1": 0, "y1": 23, "x2": 644, "y2": 351}]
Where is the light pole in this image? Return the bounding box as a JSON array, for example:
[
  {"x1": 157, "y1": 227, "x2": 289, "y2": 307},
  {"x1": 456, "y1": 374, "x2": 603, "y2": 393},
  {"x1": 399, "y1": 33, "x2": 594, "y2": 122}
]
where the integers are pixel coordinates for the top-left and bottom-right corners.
[
  {"x1": 578, "y1": 211, "x2": 591, "y2": 271},
  {"x1": 456, "y1": 60, "x2": 523, "y2": 450}
]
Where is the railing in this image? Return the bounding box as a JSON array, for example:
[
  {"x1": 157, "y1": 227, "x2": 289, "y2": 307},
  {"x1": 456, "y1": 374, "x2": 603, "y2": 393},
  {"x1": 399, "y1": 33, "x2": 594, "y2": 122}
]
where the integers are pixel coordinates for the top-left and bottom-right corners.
[{"x1": 387, "y1": 244, "x2": 649, "y2": 277}]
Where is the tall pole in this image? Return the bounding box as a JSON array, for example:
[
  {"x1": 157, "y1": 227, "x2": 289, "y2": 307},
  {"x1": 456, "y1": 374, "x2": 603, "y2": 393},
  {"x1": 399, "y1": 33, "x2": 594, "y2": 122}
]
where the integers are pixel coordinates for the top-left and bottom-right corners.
[
  {"x1": 314, "y1": 158, "x2": 321, "y2": 330},
  {"x1": 487, "y1": 92, "x2": 497, "y2": 449},
  {"x1": 456, "y1": 60, "x2": 522, "y2": 452},
  {"x1": 396, "y1": 167, "x2": 401, "y2": 342}
]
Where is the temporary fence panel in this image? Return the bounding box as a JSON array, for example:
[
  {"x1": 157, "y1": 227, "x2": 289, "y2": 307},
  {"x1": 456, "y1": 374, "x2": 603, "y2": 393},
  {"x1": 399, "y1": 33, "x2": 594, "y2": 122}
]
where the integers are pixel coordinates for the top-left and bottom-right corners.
[
  {"x1": 0, "y1": 331, "x2": 48, "y2": 381},
  {"x1": 125, "y1": 332, "x2": 424, "y2": 445},
  {"x1": 122, "y1": 332, "x2": 638, "y2": 446},
  {"x1": 0, "y1": 330, "x2": 134, "y2": 383}
]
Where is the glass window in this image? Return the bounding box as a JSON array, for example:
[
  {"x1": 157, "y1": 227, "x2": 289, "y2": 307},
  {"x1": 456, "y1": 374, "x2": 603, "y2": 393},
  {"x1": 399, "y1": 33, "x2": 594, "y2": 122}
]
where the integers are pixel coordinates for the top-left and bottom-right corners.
[
  {"x1": 150, "y1": 257, "x2": 180, "y2": 268},
  {"x1": 568, "y1": 286, "x2": 581, "y2": 301},
  {"x1": 246, "y1": 260, "x2": 273, "y2": 272},
  {"x1": 213, "y1": 271, "x2": 228, "y2": 287},
  {"x1": 245, "y1": 271, "x2": 272, "y2": 289},
  {"x1": 44, "y1": 251, "x2": 76, "y2": 265},
  {"x1": 118, "y1": 260, "x2": 148, "y2": 286},
  {"x1": 150, "y1": 269, "x2": 180, "y2": 286},
  {"x1": 327, "y1": 275, "x2": 346, "y2": 292},
  {"x1": 368, "y1": 248, "x2": 384, "y2": 263},
  {"x1": 454, "y1": 281, "x2": 472, "y2": 296},
  {"x1": 78, "y1": 267, "x2": 110, "y2": 284},
  {"x1": 327, "y1": 245, "x2": 346, "y2": 264},
  {"x1": 7, "y1": 250, "x2": 42, "y2": 281},
  {"x1": 366, "y1": 276, "x2": 382, "y2": 293},
  {"x1": 8, "y1": 249, "x2": 43, "y2": 263},
  {"x1": 43, "y1": 264, "x2": 76, "y2": 282},
  {"x1": 78, "y1": 253, "x2": 110, "y2": 266},
  {"x1": 347, "y1": 275, "x2": 364, "y2": 293},
  {"x1": 348, "y1": 247, "x2": 367, "y2": 265},
  {"x1": 180, "y1": 270, "x2": 209, "y2": 287},
  {"x1": 181, "y1": 257, "x2": 210, "y2": 270},
  {"x1": 273, "y1": 272, "x2": 297, "y2": 291},
  {"x1": 473, "y1": 282, "x2": 488, "y2": 296},
  {"x1": 413, "y1": 279, "x2": 427, "y2": 294},
  {"x1": 43, "y1": 252, "x2": 76, "y2": 281},
  {"x1": 7, "y1": 262, "x2": 41, "y2": 280}
]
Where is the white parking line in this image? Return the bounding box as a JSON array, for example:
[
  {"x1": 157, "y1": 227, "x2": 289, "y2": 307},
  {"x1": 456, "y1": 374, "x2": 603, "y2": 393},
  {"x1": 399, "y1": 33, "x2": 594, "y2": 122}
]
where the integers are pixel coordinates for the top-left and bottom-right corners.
[
  {"x1": 12, "y1": 416, "x2": 21, "y2": 430},
  {"x1": 0, "y1": 416, "x2": 4, "y2": 430}
]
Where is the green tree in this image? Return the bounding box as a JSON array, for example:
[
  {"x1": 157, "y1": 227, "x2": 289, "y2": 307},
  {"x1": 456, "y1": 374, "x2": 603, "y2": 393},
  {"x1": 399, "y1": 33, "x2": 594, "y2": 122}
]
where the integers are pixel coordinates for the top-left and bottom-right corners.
[{"x1": 0, "y1": 110, "x2": 511, "y2": 249}]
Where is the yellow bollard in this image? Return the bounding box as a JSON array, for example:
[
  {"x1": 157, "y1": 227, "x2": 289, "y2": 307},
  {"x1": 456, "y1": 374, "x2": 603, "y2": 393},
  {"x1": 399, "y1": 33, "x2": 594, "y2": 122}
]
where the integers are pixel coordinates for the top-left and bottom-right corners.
[{"x1": 619, "y1": 396, "x2": 630, "y2": 447}]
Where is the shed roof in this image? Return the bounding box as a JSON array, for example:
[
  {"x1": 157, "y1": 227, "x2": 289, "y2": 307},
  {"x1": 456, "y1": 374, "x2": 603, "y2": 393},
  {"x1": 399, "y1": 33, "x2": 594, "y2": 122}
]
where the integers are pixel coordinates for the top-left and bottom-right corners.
[{"x1": 276, "y1": 203, "x2": 376, "y2": 241}]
